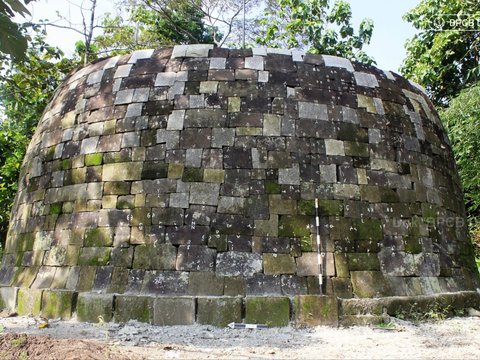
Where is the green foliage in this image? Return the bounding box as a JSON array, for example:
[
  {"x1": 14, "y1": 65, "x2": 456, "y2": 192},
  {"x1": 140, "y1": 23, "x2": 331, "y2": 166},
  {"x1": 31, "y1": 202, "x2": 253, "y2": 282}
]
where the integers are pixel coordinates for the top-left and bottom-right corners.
[
  {"x1": 0, "y1": 0, "x2": 33, "y2": 60},
  {"x1": 439, "y1": 83, "x2": 480, "y2": 219},
  {"x1": 94, "y1": 0, "x2": 219, "y2": 56},
  {"x1": 0, "y1": 27, "x2": 71, "y2": 248},
  {"x1": 401, "y1": 0, "x2": 480, "y2": 105},
  {"x1": 256, "y1": 0, "x2": 375, "y2": 64}
]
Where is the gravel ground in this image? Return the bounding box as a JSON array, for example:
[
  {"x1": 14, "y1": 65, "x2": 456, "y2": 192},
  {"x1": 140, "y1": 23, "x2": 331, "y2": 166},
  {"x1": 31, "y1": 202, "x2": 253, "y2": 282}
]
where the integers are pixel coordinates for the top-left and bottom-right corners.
[{"x1": 1, "y1": 314, "x2": 480, "y2": 359}]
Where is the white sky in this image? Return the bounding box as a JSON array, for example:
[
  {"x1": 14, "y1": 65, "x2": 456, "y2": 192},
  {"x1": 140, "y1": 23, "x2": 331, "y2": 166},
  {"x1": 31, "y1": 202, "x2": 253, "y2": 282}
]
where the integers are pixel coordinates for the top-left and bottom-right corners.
[{"x1": 21, "y1": 0, "x2": 420, "y2": 73}]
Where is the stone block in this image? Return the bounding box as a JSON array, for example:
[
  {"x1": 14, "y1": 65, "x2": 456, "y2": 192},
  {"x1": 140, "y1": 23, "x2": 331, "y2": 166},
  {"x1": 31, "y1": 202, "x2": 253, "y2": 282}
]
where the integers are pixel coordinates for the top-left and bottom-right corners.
[
  {"x1": 176, "y1": 245, "x2": 216, "y2": 271},
  {"x1": 347, "y1": 253, "x2": 380, "y2": 271},
  {"x1": 84, "y1": 227, "x2": 114, "y2": 247},
  {"x1": 294, "y1": 295, "x2": 339, "y2": 326},
  {"x1": 216, "y1": 252, "x2": 262, "y2": 277},
  {"x1": 103, "y1": 162, "x2": 142, "y2": 181},
  {"x1": 17, "y1": 288, "x2": 42, "y2": 316},
  {"x1": 325, "y1": 139, "x2": 345, "y2": 156},
  {"x1": 197, "y1": 297, "x2": 242, "y2": 327},
  {"x1": 76, "y1": 293, "x2": 114, "y2": 323},
  {"x1": 190, "y1": 183, "x2": 220, "y2": 206},
  {"x1": 246, "y1": 274, "x2": 282, "y2": 295},
  {"x1": 115, "y1": 295, "x2": 153, "y2": 323},
  {"x1": 78, "y1": 247, "x2": 111, "y2": 266},
  {"x1": 298, "y1": 102, "x2": 328, "y2": 120},
  {"x1": 153, "y1": 297, "x2": 195, "y2": 325},
  {"x1": 278, "y1": 164, "x2": 300, "y2": 185},
  {"x1": 188, "y1": 272, "x2": 224, "y2": 296},
  {"x1": 133, "y1": 244, "x2": 176, "y2": 270},
  {"x1": 0, "y1": 287, "x2": 17, "y2": 310},
  {"x1": 263, "y1": 254, "x2": 296, "y2": 275},
  {"x1": 141, "y1": 271, "x2": 189, "y2": 295},
  {"x1": 297, "y1": 252, "x2": 335, "y2": 276},
  {"x1": 165, "y1": 226, "x2": 209, "y2": 245},
  {"x1": 245, "y1": 297, "x2": 290, "y2": 327},
  {"x1": 278, "y1": 215, "x2": 311, "y2": 237},
  {"x1": 224, "y1": 277, "x2": 245, "y2": 296},
  {"x1": 281, "y1": 275, "x2": 308, "y2": 296},
  {"x1": 41, "y1": 290, "x2": 76, "y2": 319},
  {"x1": 351, "y1": 271, "x2": 392, "y2": 298}
]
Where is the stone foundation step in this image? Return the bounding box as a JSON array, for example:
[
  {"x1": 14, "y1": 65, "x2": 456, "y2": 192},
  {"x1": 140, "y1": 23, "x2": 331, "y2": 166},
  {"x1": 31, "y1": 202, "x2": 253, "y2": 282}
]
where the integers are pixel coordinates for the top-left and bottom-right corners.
[
  {"x1": 339, "y1": 291, "x2": 480, "y2": 319},
  {"x1": 0, "y1": 287, "x2": 341, "y2": 327}
]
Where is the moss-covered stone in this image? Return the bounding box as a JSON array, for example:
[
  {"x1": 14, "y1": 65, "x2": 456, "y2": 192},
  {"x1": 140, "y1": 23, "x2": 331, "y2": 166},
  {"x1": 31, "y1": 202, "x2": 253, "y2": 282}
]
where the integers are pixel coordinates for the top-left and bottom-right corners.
[
  {"x1": 78, "y1": 247, "x2": 111, "y2": 266},
  {"x1": 245, "y1": 297, "x2": 290, "y2": 327},
  {"x1": 41, "y1": 290, "x2": 76, "y2": 319},
  {"x1": 115, "y1": 295, "x2": 153, "y2": 323},
  {"x1": 404, "y1": 235, "x2": 423, "y2": 254},
  {"x1": 295, "y1": 295, "x2": 339, "y2": 326},
  {"x1": 49, "y1": 203, "x2": 63, "y2": 215},
  {"x1": 182, "y1": 167, "x2": 204, "y2": 182},
  {"x1": 266, "y1": 181, "x2": 281, "y2": 194},
  {"x1": 278, "y1": 215, "x2": 311, "y2": 238},
  {"x1": 354, "y1": 219, "x2": 383, "y2": 241},
  {"x1": 318, "y1": 199, "x2": 344, "y2": 216},
  {"x1": 85, "y1": 153, "x2": 103, "y2": 166},
  {"x1": 116, "y1": 195, "x2": 135, "y2": 209},
  {"x1": 61, "y1": 159, "x2": 72, "y2": 170},
  {"x1": 263, "y1": 253, "x2": 296, "y2": 275},
  {"x1": 204, "y1": 169, "x2": 225, "y2": 183},
  {"x1": 153, "y1": 297, "x2": 195, "y2": 325},
  {"x1": 84, "y1": 228, "x2": 113, "y2": 247},
  {"x1": 76, "y1": 293, "x2": 114, "y2": 323},
  {"x1": 168, "y1": 163, "x2": 184, "y2": 179},
  {"x1": 197, "y1": 297, "x2": 242, "y2": 327},
  {"x1": 298, "y1": 200, "x2": 315, "y2": 215},
  {"x1": 76, "y1": 266, "x2": 96, "y2": 291},
  {"x1": 17, "y1": 288, "x2": 42, "y2": 316},
  {"x1": 132, "y1": 244, "x2": 176, "y2": 270},
  {"x1": 347, "y1": 253, "x2": 380, "y2": 271}
]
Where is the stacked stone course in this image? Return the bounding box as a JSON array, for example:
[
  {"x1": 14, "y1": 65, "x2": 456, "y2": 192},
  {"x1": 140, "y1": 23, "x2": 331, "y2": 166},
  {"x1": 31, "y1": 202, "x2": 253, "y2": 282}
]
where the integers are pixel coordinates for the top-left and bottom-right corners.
[{"x1": 0, "y1": 44, "x2": 479, "y2": 325}]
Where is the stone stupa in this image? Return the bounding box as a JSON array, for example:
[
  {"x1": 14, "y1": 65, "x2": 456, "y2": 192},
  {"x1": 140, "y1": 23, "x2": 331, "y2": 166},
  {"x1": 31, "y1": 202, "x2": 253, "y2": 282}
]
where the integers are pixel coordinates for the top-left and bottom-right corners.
[{"x1": 0, "y1": 45, "x2": 479, "y2": 326}]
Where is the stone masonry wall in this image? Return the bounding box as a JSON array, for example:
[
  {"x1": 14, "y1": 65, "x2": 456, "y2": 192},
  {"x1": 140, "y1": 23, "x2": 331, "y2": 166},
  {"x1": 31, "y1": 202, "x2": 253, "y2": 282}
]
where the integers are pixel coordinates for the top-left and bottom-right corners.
[{"x1": 0, "y1": 45, "x2": 479, "y2": 314}]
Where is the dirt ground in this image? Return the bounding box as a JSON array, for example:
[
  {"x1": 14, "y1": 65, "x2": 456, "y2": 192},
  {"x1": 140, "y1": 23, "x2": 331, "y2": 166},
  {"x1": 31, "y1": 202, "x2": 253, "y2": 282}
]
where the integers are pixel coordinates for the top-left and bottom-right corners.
[{"x1": 1, "y1": 314, "x2": 480, "y2": 359}]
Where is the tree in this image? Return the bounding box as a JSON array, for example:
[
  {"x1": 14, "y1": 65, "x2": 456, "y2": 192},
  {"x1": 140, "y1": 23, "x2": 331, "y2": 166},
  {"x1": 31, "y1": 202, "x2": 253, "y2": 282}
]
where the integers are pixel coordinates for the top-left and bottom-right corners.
[
  {"x1": 256, "y1": 0, "x2": 375, "y2": 64},
  {"x1": 401, "y1": 0, "x2": 480, "y2": 106},
  {"x1": 440, "y1": 83, "x2": 480, "y2": 219},
  {"x1": 93, "y1": 0, "x2": 219, "y2": 56},
  {"x1": 0, "y1": 27, "x2": 71, "y2": 249},
  {"x1": 0, "y1": 0, "x2": 34, "y2": 60}
]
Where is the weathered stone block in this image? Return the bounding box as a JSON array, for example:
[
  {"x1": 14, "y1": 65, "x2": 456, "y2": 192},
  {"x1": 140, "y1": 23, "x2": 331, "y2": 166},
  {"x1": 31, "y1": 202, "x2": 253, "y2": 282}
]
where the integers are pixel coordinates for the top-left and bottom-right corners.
[
  {"x1": 351, "y1": 271, "x2": 392, "y2": 298},
  {"x1": 133, "y1": 244, "x2": 176, "y2": 270},
  {"x1": 197, "y1": 297, "x2": 242, "y2": 327},
  {"x1": 76, "y1": 293, "x2": 114, "y2": 323},
  {"x1": 84, "y1": 227, "x2": 114, "y2": 247},
  {"x1": 295, "y1": 295, "x2": 339, "y2": 326},
  {"x1": 153, "y1": 297, "x2": 195, "y2": 325},
  {"x1": 115, "y1": 295, "x2": 153, "y2": 323},
  {"x1": 245, "y1": 297, "x2": 290, "y2": 327},
  {"x1": 0, "y1": 287, "x2": 17, "y2": 310},
  {"x1": 216, "y1": 252, "x2": 262, "y2": 277},
  {"x1": 263, "y1": 253, "x2": 296, "y2": 275},
  {"x1": 188, "y1": 272, "x2": 224, "y2": 296},
  {"x1": 78, "y1": 247, "x2": 111, "y2": 266},
  {"x1": 102, "y1": 162, "x2": 142, "y2": 181},
  {"x1": 176, "y1": 245, "x2": 216, "y2": 271},
  {"x1": 17, "y1": 288, "x2": 42, "y2": 316},
  {"x1": 41, "y1": 290, "x2": 76, "y2": 319}
]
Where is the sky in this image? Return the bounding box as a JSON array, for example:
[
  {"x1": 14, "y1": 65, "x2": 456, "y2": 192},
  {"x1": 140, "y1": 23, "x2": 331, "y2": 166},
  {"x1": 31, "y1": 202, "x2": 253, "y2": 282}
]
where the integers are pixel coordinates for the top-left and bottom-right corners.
[{"x1": 22, "y1": 0, "x2": 421, "y2": 73}]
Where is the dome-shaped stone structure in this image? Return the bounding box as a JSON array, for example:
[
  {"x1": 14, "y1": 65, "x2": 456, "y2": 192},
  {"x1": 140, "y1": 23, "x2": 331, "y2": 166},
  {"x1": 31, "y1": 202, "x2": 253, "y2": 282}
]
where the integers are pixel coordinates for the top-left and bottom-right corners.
[{"x1": 0, "y1": 45, "x2": 479, "y2": 326}]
